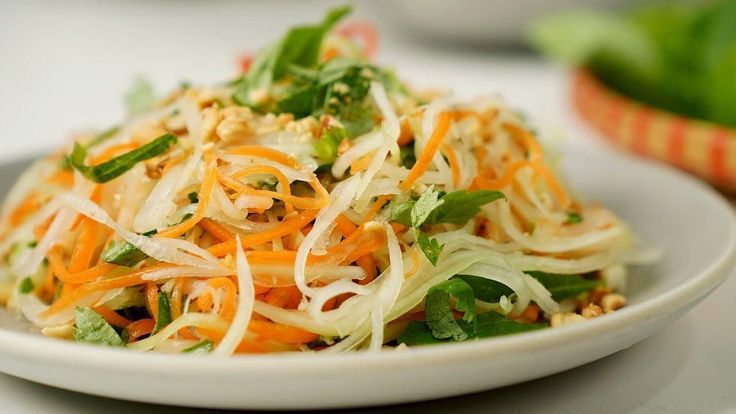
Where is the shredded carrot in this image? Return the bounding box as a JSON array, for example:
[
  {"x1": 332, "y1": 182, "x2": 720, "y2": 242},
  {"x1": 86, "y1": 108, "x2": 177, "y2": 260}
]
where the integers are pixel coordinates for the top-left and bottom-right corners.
[
  {"x1": 350, "y1": 150, "x2": 376, "y2": 174},
  {"x1": 199, "y1": 218, "x2": 234, "y2": 242},
  {"x1": 197, "y1": 277, "x2": 237, "y2": 321},
  {"x1": 9, "y1": 195, "x2": 40, "y2": 226},
  {"x1": 58, "y1": 262, "x2": 116, "y2": 284},
  {"x1": 157, "y1": 160, "x2": 218, "y2": 238},
  {"x1": 442, "y1": 143, "x2": 461, "y2": 188},
  {"x1": 46, "y1": 247, "x2": 72, "y2": 281},
  {"x1": 93, "y1": 305, "x2": 131, "y2": 328},
  {"x1": 48, "y1": 169, "x2": 74, "y2": 187},
  {"x1": 400, "y1": 111, "x2": 452, "y2": 191},
  {"x1": 397, "y1": 119, "x2": 414, "y2": 146},
  {"x1": 69, "y1": 217, "x2": 100, "y2": 273},
  {"x1": 231, "y1": 165, "x2": 294, "y2": 213},
  {"x1": 356, "y1": 255, "x2": 377, "y2": 285},
  {"x1": 41, "y1": 264, "x2": 169, "y2": 318},
  {"x1": 335, "y1": 214, "x2": 358, "y2": 236},
  {"x1": 218, "y1": 173, "x2": 327, "y2": 210},
  {"x1": 502, "y1": 123, "x2": 543, "y2": 161},
  {"x1": 208, "y1": 210, "x2": 318, "y2": 257},
  {"x1": 249, "y1": 320, "x2": 318, "y2": 344},
  {"x1": 126, "y1": 319, "x2": 156, "y2": 341},
  {"x1": 146, "y1": 282, "x2": 159, "y2": 320},
  {"x1": 471, "y1": 160, "x2": 533, "y2": 190},
  {"x1": 532, "y1": 162, "x2": 572, "y2": 209},
  {"x1": 363, "y1": 195, "x2": 391, "y2": 221}
]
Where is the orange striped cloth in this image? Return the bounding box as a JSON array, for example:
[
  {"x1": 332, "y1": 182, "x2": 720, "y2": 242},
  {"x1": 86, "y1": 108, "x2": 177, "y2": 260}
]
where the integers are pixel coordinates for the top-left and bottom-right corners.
[{"x1": 571, "y1": 70, "x2": 736, "y2": 191}]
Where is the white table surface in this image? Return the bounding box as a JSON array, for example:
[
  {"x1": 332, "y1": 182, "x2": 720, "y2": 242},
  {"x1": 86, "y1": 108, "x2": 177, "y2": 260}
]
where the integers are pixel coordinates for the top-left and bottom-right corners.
[{"x1": 1, "y1": 1, "x2": 734, "y2": 413}]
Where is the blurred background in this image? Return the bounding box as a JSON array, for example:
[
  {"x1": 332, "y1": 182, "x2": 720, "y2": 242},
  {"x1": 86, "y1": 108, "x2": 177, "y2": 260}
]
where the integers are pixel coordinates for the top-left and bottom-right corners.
[{"x1": 0, "y1": 0, "x2": 589, "y2": 162}]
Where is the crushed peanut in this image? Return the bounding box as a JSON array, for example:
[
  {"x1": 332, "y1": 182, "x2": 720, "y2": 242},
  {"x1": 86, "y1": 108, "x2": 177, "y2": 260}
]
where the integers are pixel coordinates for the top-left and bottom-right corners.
[
  {"x1": 581, "y1": 303, "x2": 603, "y2": 319},
  {"x1": 217, "y1": 117, "x2": 251, "y2": 143},
  {"x1": 550, "y1": 312, "x2": 586, "y2": 328},
  {"x1": 601, "y1": 293, "x2": 626, "y2": 313}
]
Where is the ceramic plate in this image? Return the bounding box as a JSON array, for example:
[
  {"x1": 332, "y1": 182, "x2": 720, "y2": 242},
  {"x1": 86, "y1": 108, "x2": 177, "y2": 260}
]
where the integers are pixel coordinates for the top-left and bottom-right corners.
[{"x1": 0, "y1": 145, "x2": 733, "y2": 410}]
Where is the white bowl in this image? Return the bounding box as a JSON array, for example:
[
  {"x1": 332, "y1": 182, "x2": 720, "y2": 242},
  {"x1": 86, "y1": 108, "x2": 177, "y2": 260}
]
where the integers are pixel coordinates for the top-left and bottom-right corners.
[{"x1": 0, "y1": 144, "x2": 733, "y2": 410}]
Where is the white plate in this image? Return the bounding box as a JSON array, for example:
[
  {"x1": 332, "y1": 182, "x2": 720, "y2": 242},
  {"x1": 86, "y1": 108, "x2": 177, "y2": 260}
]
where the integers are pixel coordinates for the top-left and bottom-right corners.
[{"x1": 0, "y1": 145, "x2": 733, "y2": 410}]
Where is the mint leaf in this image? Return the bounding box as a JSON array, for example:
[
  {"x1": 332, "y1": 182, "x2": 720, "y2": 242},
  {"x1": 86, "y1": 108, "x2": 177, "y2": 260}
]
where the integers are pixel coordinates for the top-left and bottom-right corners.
[
  {"x1": 416, "y1": 231, "x2": 444, "y2": 266},
  {"x1": 151, "y1": 292, "x2": 172, "y2": 335},
  {"x1": 425, "y1": 278, "x2": 476, "y2": 341},
  {"x1": 70, "y1": 133, "x2": 177, "y2": 183},
  {"x1": 73, "y1": 306, "x2": 125, "y2": 347},
  {"x1": 182, "y1": 340, "x2": 214, "y2": 354},
  {"x1": 426, "y1": 190, "x2": 505, "y2": 225},
  {"x1": 526, "y1": 271, "x2": 601, "y2": 301},
  {"x1": 18, "y1": 277, "x2": 33, "y2": 294}
]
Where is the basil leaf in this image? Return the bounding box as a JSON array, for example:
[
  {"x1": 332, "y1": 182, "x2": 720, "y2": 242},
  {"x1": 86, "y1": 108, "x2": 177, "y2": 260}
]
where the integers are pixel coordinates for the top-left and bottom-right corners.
[
  {"x1": 182, "y1": 340, "x2": 214, "y2": 354},
  {"x1": 425, "y1": 278, "x2": 477, "y2": 341},
  {"x1": 18, "y1": 277, "x2": 33, "y2": 294},
  {"x1": 416, "y1": 231, "x2": 444, "y2": 267},
  {"x1": 151, "y1": 292, "x2": 172, "y2": 335},
  {"x1": 124, "y1": 77, "x2": 156, "y2": 116},
  {"x1": 526, "y1": 271, "x2": 601, "y2": 301},
  {"x1": 73, "y1": 306, "x2": 125, "y2": 347},
  {"x1": 426, "y1": 190, "x2": 506, "y2": 225},
  {"x1": 452, "y1": 275, "x2": 513, "y2": 303},
  {"x1": 70, "y1": 133, "x2": 177, "y2": 183},
  {"x1": 566, "y1": 211, "x2": 583, "y2": 224}
]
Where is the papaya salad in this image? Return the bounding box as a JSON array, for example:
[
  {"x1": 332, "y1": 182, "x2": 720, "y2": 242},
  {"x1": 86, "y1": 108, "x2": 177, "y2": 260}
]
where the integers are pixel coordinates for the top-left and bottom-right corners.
[{"x1": 0, "y1": 7, "x2": 650, "y2": 355}]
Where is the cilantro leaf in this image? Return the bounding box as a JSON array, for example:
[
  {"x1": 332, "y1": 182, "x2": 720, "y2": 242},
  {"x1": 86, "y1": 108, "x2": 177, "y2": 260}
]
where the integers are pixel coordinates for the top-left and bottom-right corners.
[
  {"x1": 425, "y1": 278, "x2": 477, "y2": 341},
  {"x1": 73, "y1": 306, "x2": 125, "y2": 347},
  {"x1": 526, "y1": 271, "x2": 601, "y2": 301},
  {"x1": 390, "y1": 200, "x2": 414, "y2": 226},
  {"x1": 151, "y1": 292, "x2": 172, "y2": 335},
  {"x1": 416, "y1": 231, "x2": 444, "y2": 266},
  {"x1": 425, "y1": 190, "x2": 505, "y2": 225},
  {"x1": 182, "y1": 340, "x2": 214, "y2": 354},
  {"x1": 70, "y1": 133, "x2": 177, "y2": 183}
]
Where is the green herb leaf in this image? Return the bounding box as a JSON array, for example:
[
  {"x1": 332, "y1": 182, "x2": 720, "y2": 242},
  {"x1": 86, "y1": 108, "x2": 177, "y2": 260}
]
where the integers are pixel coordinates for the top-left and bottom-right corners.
[
  {"x1": 398, "y1": 312, "x2": 545, "y2": 346},
  {"x1": 151, "y1": 292, "x2": 172, "y2": 335},
  {"x1": 425, "y1": 278, "x2": 477, "y2": 341},
  {"x1": 452, "y1": 275, "x2": 513, "y2": 303},
  {"x1": 182, "y1": 340, "x2": 214, "y2": 354},
  {"x1": 102, "y1": 230, "x2": 156, "y2": 267},
  {"x1": 566, "y1": 211, "x2": 583, "y2": 224},
  {"x1": 124, "y1": 77, "x2": 156, "y2": 117},
  {"x1": 73, "y1": 306, "x2": 125, "y2": 347},
  {"x1": 426, "y1": 190, "x2": 506, "y2": 225},
  {"x1": 416, "y1": 231, "x2": 444, "y2": 266},
  {"x1": 70, "y1": 133, "x2": 177, "y2": 183},
  {"x1": 411, "y1": 187, "x2": 444, "y2": 228},
  {"x1": 187, "y1": 191, "x2": 199, "y2": 204},
  {"x1": 400, "y1": 146, "x2": 417, "y2": 169},
  {"x1": 233, "y1": 6, "x2": 351, "y2": 106},
  {"x1": 314, "y1": 126, "x2": 348, "y2": 166},
  {"x1": 87, "y1": 127, "x2": 120, "y2": 149},
  {"x1": 390, "y1": 200, "x2": 414, "y2": 226},
  {"x1": 526, "y1": 271, "x2": 601, "y2": 301},
  {"x1": 18, "y1": 277, "x2": 33, "y2": 294}
]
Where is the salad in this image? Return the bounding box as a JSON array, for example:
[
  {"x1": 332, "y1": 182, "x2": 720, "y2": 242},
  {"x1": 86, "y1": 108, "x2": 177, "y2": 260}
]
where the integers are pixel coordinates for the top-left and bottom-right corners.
[{"x1": 0, "y1": 7, "x2": 643, "y2": 355}]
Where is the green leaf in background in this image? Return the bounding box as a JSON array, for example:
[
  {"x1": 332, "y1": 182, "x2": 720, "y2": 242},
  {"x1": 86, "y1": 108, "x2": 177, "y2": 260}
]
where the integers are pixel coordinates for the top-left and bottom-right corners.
[
  {"x1": 182, "y1": 340, "x2": 214, "y2": 354},
  {"x1": 566, "y1": 211, "x2": 583, "y2": 224},
  {"x1": 18, "y1": 277, "x2": 33, "y2": 294},
  {"x1": 398, "y1": 312, "x2": 544, "y2": 346},
  {"x1": 424, "y1": 278, "x2": 477, "y2": 341},
  {"x1": 526, "y1": 271, "x2": 601, "y2": 301},
  {"x1": 124, "y1": 77, "x2": 156, "y2": 117},
  {"x1": 73, "y1": 306, "x2": 125, "y2": 347},
  {"x1": 151, "y1": 292, "x2": 172, "y2": 335},
  {"x1": 70, "y1": 133, "x2": 177, "y2": 183},
  {"x1": 313, "y1": 126, "x2": 348, "y2": 166},
  {"x1": 411, "y1": 187, "x2": 444, "y2": 228}
]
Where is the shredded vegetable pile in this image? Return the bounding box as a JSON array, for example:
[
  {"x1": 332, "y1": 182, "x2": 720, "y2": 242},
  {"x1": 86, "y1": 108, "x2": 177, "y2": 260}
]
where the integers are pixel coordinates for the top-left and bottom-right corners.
[{"x1": 0, "y1": 7, "x2": 651, "y2": 355}]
